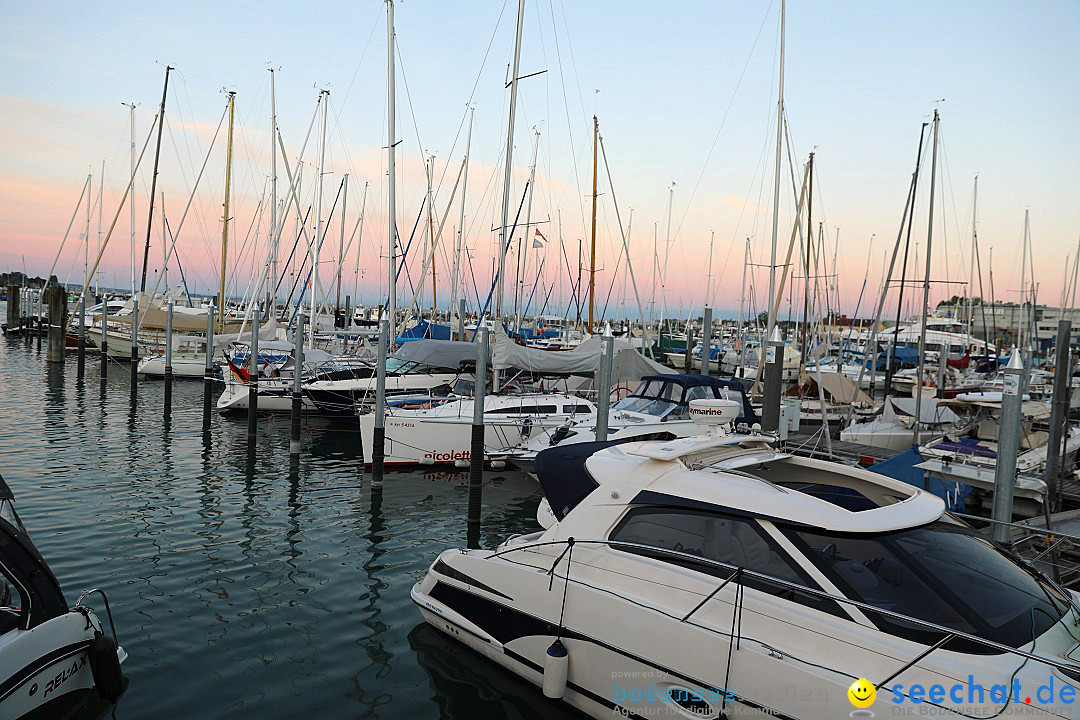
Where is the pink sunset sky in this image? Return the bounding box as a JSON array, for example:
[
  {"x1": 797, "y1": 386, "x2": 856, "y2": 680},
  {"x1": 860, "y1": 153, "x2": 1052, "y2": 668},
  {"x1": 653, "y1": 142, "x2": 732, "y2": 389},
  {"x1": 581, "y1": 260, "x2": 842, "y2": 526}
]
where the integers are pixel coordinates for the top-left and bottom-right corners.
[{"x1": 2, "y1": 1, "x2": 1078, "y2": 320}]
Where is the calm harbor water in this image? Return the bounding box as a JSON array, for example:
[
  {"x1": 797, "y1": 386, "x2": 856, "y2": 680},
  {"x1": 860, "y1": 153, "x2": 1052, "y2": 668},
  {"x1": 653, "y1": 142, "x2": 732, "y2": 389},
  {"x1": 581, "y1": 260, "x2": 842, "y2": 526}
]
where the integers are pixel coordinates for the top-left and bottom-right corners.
[{"x1": 0, "y1": 327, "x2": 581, "y2": 719}]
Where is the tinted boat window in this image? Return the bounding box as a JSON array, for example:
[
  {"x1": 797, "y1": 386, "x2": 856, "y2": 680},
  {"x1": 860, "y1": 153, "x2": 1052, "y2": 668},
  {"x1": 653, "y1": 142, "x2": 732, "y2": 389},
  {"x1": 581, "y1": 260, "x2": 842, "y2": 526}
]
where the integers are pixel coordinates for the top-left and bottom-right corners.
[
  {"x1": 787, "y1": 523, "x2": 1068, "y2": 650},
  {"x1": 610, "y1": 508, "x2": 840, "y2": 616}
]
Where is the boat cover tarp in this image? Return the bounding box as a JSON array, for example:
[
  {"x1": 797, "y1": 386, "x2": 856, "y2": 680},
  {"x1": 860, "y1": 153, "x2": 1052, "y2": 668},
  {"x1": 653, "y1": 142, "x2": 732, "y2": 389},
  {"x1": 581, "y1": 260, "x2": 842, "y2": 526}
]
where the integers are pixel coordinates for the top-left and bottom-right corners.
[
  {"x1": 886, "y1": 397, "x2": 961, "y2": 425},
  {"x1": 392, "y1": 339, "x2": 480, "y2": 369},
  {"x1": 396, "y1": 319, "x2": 452, "y2": 343},
  {"x1": 536, "y1": 439, "x2": 637, "y2": 521},
  {"x1": 494, "y1": 332, "x2": 671, "y2": 389},
  {"x1": 869, "y1": 448, "x2": 970, "y2": 512},
  {"x1": 790, "y1": 372, "x2": 873, "y2": 406},
  {"x1": 213, "y1": 318, "x2": 282, "y2": 347}
]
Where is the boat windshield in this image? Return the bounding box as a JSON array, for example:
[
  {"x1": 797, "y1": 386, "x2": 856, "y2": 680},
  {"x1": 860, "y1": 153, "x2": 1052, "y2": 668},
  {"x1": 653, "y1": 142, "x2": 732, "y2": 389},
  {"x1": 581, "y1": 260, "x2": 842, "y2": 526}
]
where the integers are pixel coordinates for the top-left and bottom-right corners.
[
  {"x1": 385, "y1": 359, "x2": 452, "y2": 375},
  {"x1": 787, "y1": 522, "x2": 1071, "y2": 650},
  {"x1": 614, "y1": 380, "x2": 681, "y2": 417}
]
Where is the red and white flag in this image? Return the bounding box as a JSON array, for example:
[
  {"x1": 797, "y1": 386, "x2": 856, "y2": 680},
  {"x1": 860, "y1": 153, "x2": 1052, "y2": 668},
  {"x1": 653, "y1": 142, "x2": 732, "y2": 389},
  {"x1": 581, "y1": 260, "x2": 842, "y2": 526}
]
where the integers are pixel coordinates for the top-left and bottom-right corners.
[{"x1": 533, "y1": 228, "x2": 547, "y2": 248}]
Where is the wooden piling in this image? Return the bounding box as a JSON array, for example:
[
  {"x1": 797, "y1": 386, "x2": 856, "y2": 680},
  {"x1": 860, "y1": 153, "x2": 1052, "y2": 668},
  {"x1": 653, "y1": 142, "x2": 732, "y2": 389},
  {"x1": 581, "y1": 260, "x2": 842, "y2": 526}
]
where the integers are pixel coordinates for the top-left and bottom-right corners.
[
  {"x1": 45, "y1": 280, "x2": 66, "y2": 363},
  {"x1": 290, "y1": 314, "x2": 305, "y2": 457},
  {"x1": 203, "y1": 306, "x2": 215, "y2": 430},
  {"x1": 163, "y1": 301, "x2": 174, "y2": 416}
]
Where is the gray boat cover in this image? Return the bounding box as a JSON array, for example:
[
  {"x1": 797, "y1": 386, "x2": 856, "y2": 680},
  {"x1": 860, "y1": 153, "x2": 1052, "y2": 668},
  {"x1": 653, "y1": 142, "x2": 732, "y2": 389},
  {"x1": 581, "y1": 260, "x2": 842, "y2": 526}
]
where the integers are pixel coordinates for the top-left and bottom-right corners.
[
  {"x1": 392, "y1": 339, "x2": 481, "y2": 369},
  {"x1": 493, "y1": 332, "x2": 672, "y2": 388}
]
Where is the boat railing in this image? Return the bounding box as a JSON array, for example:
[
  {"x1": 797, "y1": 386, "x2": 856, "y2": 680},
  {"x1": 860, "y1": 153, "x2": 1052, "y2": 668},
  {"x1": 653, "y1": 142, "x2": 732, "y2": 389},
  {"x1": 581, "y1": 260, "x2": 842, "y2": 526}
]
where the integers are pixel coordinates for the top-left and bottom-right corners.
[{"x1": 483, "y1": 536, "x2": 1080, "y2": 683}]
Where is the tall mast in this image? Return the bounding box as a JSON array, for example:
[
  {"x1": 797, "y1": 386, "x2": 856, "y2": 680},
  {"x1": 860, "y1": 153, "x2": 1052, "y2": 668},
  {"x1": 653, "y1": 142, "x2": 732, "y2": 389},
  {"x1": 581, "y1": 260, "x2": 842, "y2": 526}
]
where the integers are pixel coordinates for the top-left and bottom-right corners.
[
  {"x1": 800, "y1": 152, "x2": 814, "y2": 369},
  {"x1": 386, "y1": 0, "x2": 398, "y2": 344},
  {"x1": 424, "y1": 156, "x2": 434, "y2": 316},
  {"x1": 913, "y1": 109, "x2": 941, "y2": 440},
  {"x1": 705, "y1": 229, "x2": 715, "y2": 310},
  {"x1": 140, "y1": 65, "x2": 172, "y2": 293},
  {"x1": 124, "y1": 103, "x2": 135, "y2": 298},
  {"x1": 84, "y1": 171, "x2": 92, "y2": 294},
  {"x1": 451, "y1": 107, "x2": 474, "y2": 324},
  {"x1": 96, "y1": 159, "x2": 104, "y2": 295},
  {"x1": 269, "y1": 67, "x2": 278, "y2": 316},
  {"x1": 767, "y1": 0, "x2": 785, "y2": 332},
  {"x1": 218, "y1": 91, "x2": 236, "y2": 332},
  {"x1": 310, "y1": 89, "x2": 329, "y2": 345},
  {"x1": 517, "y1": 129, "x2": 540, "y2": 331},
  {"x1": 967, "y1": 175, "x2": 977, "y2": 335},
  {"x1": 588, "y1": 116, "x2": 599, "y2": 333},
  {"x1": 336, "y1": 173, "x2": 349, "y2": 324},
  {"x1": 353, "y1": 181, "x2": 369, "y2": 309},
  {"x1": 495, "y1": 0, "x2": 526, "y2": 325},
  {"x1": 660, "y1": 183, "x2": 674, "y2": 329},
  {"x1": 739, "y1": 237, "x2": 749, "y2": 354},
  {"x1": 650, "y1": 222, "x2": 657, "y2": 326}
]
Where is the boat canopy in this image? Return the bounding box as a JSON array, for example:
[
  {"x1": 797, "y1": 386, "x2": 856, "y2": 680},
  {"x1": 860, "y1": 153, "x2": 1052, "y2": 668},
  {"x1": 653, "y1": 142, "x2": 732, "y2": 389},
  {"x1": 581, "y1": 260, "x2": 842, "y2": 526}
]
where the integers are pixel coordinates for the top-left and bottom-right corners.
[
  {"x1": 0, "y1": 517, "x2": 68, "y2": 630},
  {"x1": 493, "y1": 332, "x2": 670, "y2": 382},
  {"x1": 392, "y1": 339, "x2": 482, "y2": 370}
]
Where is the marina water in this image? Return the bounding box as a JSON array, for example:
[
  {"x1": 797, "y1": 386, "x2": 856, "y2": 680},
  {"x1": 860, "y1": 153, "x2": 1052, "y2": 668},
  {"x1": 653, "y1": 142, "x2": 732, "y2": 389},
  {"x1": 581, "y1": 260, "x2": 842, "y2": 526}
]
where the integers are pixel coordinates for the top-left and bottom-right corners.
[{"x1": 0, "y1": 324, "x2": 579, "y2": 719}]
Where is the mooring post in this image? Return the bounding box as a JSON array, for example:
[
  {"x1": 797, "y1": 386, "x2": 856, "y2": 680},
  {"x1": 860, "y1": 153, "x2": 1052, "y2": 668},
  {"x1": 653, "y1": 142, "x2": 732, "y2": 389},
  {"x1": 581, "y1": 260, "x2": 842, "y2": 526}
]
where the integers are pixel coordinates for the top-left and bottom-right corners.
[
  {"x1": 77, "y1": 293, "x2": 86, "y2": 377},
  {"x1": 468, "y1": 327, "x2": 489, "y2": 535},
  {"x1": 594, "y1": 330, "x2": 614, "y2": 441},
  {"x1": 991, "y1": 349, "x2": 1025, "y2": 543},
  {"x1": 45, "y1": 278, "x2": 66, "y2": 363},
  {"x1": 203, "y1": 305, "x2": 215, "y2": 430},
  {"x1": 683, "y1": 324, "x2": 694, "y2": 371},
  {"x1": 937, "y1": 350, "x2": 947, "y2": 399},
  {"x1": 371, "y1": 317, "x2": 389, "y2": 492},
  {"x1": 164, "y1": 301, "x2": 174, "y2": 416},
  {"x1": 1044, "y1": 320, "x2": 1072, "y2": 515},
  {"x1": 701, "y1": 308, "x2": 713, "y2": 377},
  {"x1": 247, "y1": 304, "x2": 260, "y2": 441},
  {"x1": 458, "y1": 298, "x2": 466, "y2": 341},
  {"x1": 100, "y1": 298, "x2": 108, "y2": 380},
  {"x1": 290, "y1": 313, "x2": 305, "y2": 457},
  {"x1": 35, "y1": 290, "x2": 43, "y2": 351},
  {"x1": 5, "y1": 284, "x2": 18, "y2": 332},
  {"x1": 762, "y1": 326, "x2": 785, "y2": 433},
  {"x1": 130, "y1": 295, "x2": 140, "y2": 370},
  {"x1": 344, "y1": 295, "x2": 351, "y2": 330}
]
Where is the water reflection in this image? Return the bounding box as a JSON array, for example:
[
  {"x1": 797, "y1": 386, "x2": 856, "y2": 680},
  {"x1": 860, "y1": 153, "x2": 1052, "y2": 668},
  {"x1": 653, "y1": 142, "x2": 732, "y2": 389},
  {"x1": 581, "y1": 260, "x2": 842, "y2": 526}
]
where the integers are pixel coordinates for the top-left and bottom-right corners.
[
  {"x1": 0, "y1": 337, "x2": 553, "y2": 720},
  {"x1": 408, "y1": 622, "x2": 581, "y2": 720}
]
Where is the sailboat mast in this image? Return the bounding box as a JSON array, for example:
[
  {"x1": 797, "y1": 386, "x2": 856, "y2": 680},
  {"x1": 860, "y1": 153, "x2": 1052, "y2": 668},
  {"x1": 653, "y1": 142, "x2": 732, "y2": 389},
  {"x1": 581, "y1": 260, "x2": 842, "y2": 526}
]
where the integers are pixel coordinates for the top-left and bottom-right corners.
[
  {"x1": 967, "y1": 175, "x2": 977, "y2": 336},
  {"x1": 310, "y1": 90, "x2": 329, "y2": 345},
  {"x1": 354, "y1": 181, "x2": 369, "y2": 310},
  {"x1": 518, "y1": 129, "x2": 540, "y2": 332},
  {"x1": 739, "y1": 237, "x2": 749, "y2": 354},
  {"x1": 495, "y1": 0, "x2": 526, "y2": 326},
  {"x1": 425, "y1": 156, "x2": 435, "y2": 316},
  {"x1": 125, "y1": 103, "x2": 135, "y2": 299},
  {"x1": 140, "y1": 65, "x2": 172, "y2": 293},
  {"x1": 217, "y1": 91, "x2": 236, "y2": 332},
  {"x1": 96, "y1": 159, "x2": 104, "y2": 295},
  {"x1": 84, "y1": 171, "x2": 92, "y2": 294},
  {"x1": 386, "y1": 0, "x2": 398, "y2": 344},
  {"x1": 767, "y1": 0, "x2": 785, "y2": 332},
  {"x1": 588, "y1": 116, "x2": 599, "y2": 333},
  {"x1": 451, "y1": 107, "x2": 474, "y2": 325},
  {"x1": 660, "y1": 183, "x2": 674, "y2": 330},
  {"x1": 269, "y1": 67, "x2": 278, "y2": 317},
  {"x1": 800, "y1": 152, "x2": 814, "y2": 369},
  {"x1": 336, "y1": 173, "x2": 348, "y2": 323},
  {"x1": 913, "y1": 109, "x2": 941, "y2": 438}
]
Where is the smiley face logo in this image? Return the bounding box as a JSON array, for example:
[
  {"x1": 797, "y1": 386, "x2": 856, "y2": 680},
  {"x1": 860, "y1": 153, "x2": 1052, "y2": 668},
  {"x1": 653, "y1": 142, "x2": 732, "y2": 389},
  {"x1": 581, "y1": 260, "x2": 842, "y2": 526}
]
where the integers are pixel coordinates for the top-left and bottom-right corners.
[{"x1": 848, "y1": 678, "x2": 876, "y2": 708}]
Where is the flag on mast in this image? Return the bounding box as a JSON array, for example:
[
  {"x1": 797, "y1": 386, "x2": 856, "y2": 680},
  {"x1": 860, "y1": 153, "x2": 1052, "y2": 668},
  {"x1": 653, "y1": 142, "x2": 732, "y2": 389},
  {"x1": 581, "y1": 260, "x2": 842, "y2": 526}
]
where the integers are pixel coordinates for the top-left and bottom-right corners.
[{"x1": 533, "y1": 228, "x2": 546, "y2": 248}]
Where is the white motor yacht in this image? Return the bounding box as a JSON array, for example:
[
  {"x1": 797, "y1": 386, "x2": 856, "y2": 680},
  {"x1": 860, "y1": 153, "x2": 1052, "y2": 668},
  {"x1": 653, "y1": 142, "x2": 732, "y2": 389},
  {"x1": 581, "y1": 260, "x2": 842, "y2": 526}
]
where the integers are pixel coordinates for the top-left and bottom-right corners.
[
  {"x1": 498, "y1": 374, "x2": 759, "y2": 478},
  {"x1": 358, "y1": 391, "x2": 596, "y2": 467},
  {"x1": 413, "y1": 399, "x2": 1080, "y2": 720},
  {"x1": 0, "y1": 474, "x2": 127, "y2": 719}
]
